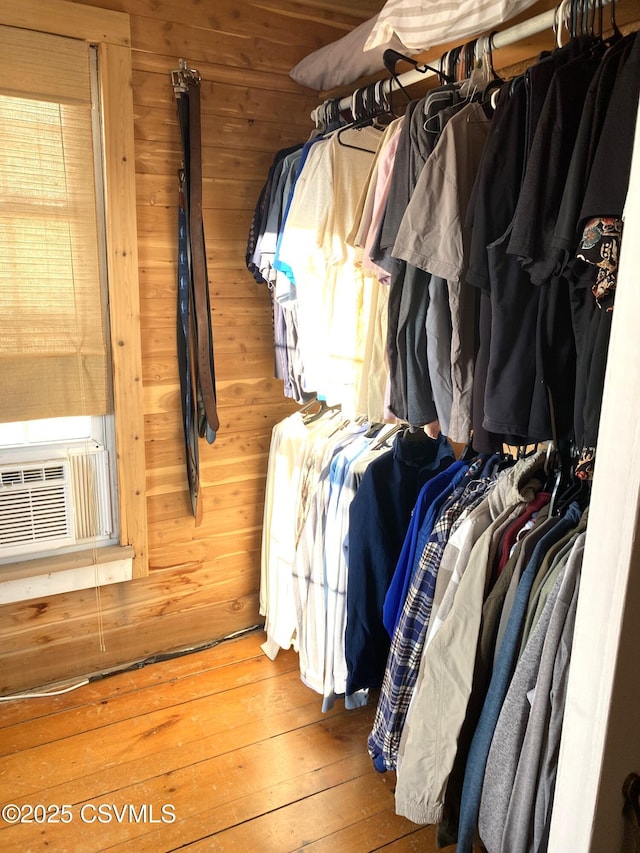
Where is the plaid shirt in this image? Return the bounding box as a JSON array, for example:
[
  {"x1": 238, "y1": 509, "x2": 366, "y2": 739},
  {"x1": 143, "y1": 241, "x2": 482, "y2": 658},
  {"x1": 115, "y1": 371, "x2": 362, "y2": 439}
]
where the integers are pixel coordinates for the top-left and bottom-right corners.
[{"x1": 368, "y1": 473, "x2": 496, "y2": 770}]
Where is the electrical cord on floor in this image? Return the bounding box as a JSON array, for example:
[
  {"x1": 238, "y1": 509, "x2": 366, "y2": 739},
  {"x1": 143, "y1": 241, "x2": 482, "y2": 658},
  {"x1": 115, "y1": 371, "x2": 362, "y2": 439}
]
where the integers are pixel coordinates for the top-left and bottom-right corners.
[
  {"x1": 0, "y1": 680, "x2": 91, "y2": 702},
  {"x1": 0, "y1": 622, "x2": 265, "y2": 702}
]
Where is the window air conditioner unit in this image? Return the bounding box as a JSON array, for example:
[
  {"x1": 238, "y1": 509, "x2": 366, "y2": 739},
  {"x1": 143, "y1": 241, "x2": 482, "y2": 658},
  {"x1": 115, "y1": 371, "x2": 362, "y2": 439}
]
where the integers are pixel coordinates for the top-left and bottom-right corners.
[{"x1": 0, "y1": 447, "x2": 113, "y2": 559}]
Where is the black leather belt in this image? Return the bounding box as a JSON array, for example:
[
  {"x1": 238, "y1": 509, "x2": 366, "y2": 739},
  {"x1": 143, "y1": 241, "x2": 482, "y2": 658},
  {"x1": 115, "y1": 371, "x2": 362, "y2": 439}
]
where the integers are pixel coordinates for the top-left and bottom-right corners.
[{"x1": 172, "y1": 61, "x2": 219, "y2": 523}]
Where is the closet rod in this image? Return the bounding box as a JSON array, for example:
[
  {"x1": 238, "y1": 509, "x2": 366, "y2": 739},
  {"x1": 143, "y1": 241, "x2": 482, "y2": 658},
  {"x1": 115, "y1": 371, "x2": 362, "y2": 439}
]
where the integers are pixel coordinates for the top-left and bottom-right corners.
[{"x1": 311, "y1": 0, "x2": 609, "y2": 124}]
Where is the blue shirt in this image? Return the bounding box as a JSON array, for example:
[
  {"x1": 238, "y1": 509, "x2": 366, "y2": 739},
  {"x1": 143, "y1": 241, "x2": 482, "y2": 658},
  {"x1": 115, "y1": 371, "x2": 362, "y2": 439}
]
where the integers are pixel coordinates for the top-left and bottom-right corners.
[
  {"x1": 368, "y1": 471, "x2": 496, "y2": 771},
  {"x1": 383, "y1": 461, "x2": 469, "y2": 637}
]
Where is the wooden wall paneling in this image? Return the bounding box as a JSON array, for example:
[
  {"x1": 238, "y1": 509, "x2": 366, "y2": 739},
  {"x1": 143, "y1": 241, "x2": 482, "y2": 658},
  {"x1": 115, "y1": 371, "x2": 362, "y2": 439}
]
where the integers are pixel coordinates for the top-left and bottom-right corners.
[
  {"x1": 1, "y1": 568, "x2": 260, "y2": 657},
  {"x1": 138, "y1": 268, "x2": 268, "y2": 301},
  {"x1": 141, "y1": 374, "x2": 288, "y2": 416},
  {"x1": 136, "y1": 139, "x2": 277, "y2": 184},
  {"x1": 0, "y1": 579, "x2": 265, "y2": 690},
  {"x1": 150, "y1": 455, "x2": 272, "y2": 497},
  {"x1": 73, "y1": 0, "x2": 362, "y2": 47},
  {"x1": 133, "y1": 68, "x2": 317, "y2": 122},
  {"x1": 135, "y1": 105, "x2": 312, "y2": 153},
  {"x1": 145, "y1": 449, "x2": 270, "y2": 503},
  {"x1": 142, "y1": 348, "x2": 276, "y2": 386},
  {"x1": 143, "y1": 398, "x2": 295, "y2": 439},
  {"x1": 148, "y1": 542, "x2": 263, "y2": 584},
  {"x1": 136, "y1": 171, "x2": 268, "y2": 211},
  {"x1": 130, "y1": 17, "x2": 311, "y2": 78},
  {"x1": 134, "y1": 50, "x2": 307, "y2": 95},
  {"x1": 147, "y1": 472, "x2": 266, "y2": 522},
  {"x1": 0, "y1": 597, "x2": 263, "y2": 695},
  {"x1": 0, "y1": 0, "x2": 130, "y2": 43},
  {"x1": 138, "y1": 206, "x2": 255, "y2": 246},
  {"x1": 140, "y1": 295, "x2": 274, "y2": 329}
]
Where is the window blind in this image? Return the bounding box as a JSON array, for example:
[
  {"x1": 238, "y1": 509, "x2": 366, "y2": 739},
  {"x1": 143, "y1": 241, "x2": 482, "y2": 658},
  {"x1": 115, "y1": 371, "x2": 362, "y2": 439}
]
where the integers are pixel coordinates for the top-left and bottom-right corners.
[{"x1": 0, "y1": 25, "x2": 110, "y2": 424}]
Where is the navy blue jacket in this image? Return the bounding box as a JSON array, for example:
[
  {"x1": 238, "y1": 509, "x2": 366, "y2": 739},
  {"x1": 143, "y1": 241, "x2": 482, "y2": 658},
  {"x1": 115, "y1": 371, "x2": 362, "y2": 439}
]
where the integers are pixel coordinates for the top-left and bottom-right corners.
[{"x1": 345, "y1": 430, "x2": 455, "y2": 696}]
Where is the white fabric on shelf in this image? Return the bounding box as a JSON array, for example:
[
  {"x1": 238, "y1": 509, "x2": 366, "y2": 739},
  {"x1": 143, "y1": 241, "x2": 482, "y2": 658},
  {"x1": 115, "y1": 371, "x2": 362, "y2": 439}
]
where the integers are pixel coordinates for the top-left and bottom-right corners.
[{"x1": 364, "y1": 0, "x2": 540, "y2": 53}]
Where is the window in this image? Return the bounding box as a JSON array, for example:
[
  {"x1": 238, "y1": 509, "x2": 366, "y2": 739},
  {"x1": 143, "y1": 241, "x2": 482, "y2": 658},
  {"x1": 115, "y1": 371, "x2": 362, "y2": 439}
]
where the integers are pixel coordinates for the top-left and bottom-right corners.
[{"x1": 0, "y1": 0, "x2": 148, "y2": 603}]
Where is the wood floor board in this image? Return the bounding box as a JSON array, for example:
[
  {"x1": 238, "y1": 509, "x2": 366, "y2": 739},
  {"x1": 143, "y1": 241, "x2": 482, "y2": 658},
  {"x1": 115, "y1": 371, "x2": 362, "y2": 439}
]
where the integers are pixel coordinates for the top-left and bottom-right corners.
[
  {"x1": 0, "y1": 632, "x2": 285, "y2": 726},
  {"x1": 0, "y1": 644, "x2": 299, "y2": 755},
  {"x1": 0, "y1": 633, "x2": 469, "y2": 853},
  {"x1": 0, "y1": 633, "x2": 269, "y2": 727},
  {"x1": 277, "y1": 806, "x2": 424, "y2": 852},
  {"x1": 0, "y1": 668, "x2": 332, "y2": 800},
  {"x1": 38, "y1": 725, "x2": 378, "y2": 852},
  {"x1": 103, "y1": 753, "x2": 376, "y2": 852},
  {"x1": 176, "y1": 773, "x2": 402, "y2": 852}
]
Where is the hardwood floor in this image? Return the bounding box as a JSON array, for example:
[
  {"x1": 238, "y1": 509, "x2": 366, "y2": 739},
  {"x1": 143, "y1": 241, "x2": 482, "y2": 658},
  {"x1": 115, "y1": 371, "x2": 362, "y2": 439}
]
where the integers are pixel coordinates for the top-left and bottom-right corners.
[{"x1": 0, "y1": 630, "x2": 480, "y2": 852}]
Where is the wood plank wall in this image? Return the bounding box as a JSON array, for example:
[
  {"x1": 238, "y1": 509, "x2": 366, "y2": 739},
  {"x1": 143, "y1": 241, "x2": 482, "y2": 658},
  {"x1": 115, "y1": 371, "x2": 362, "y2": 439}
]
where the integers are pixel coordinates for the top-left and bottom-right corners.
[
  {"x1": 1, "y1": 0, "x2": 638, "y2": 696},
  {"x1": 0, "y1": 0, "x2": 375, "y2": 695}
]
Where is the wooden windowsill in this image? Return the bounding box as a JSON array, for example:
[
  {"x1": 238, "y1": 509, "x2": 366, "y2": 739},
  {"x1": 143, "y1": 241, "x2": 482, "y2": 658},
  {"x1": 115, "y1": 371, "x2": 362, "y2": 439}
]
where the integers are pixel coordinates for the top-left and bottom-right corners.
[{"x1": 0, "y1": 544, "x2": 135, "y2": 604}]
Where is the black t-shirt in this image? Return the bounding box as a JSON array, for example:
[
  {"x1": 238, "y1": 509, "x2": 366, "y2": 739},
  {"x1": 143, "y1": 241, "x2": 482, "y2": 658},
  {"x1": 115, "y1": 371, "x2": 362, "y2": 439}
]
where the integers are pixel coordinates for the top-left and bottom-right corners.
[
  {"x1": 465, "y1": 78, "x2": 541, "y2": 443},
  {"x1": 552, "y1": 34, "x2": 635, "y2": 260},
  {"x1": 580, "y1": 32, "x2": 640, "y2": 222},
  {"x1": 466, "y1": 77, "x2": 528, "y2": 293},
  {"x1": 507, "y1": 46, "x2": 602, "y2": 285}
]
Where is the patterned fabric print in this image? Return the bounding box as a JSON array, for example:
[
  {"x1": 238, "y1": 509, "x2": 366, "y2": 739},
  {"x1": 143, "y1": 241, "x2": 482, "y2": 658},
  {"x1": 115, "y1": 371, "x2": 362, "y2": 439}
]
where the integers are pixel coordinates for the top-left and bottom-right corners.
[
  {"x1": 575, "y1": 445, "x2": 596, "y2": 481},
  {"x1": 577, "y1": 217, "x2": 623, "y2": 313},
  {"x1": 367, "y1": 472, "x2": 496, "y2": 771},
  {"x1": 574, "y1": 216, "x2": 623, "y2": 481}
]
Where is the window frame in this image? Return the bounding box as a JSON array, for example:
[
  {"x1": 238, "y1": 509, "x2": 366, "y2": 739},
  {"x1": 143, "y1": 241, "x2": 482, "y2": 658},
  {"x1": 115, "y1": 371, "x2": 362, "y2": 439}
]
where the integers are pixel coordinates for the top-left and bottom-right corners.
[{"x1": 0, "y1": 0, "x2": 148, "y2": 581}]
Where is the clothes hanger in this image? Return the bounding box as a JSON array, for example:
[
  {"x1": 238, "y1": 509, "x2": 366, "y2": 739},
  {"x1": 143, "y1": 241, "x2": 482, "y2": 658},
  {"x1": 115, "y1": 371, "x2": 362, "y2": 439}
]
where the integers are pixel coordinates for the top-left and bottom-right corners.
[
  {"x1": 335, "y1": 81, "x2": 395, "y2": 154},
  {"x1": 336, "y1": 118, "x2": 380, "y2": 154},
  {"x1": 554, "y1": 0, "x2": 571, "y2": 48},
  {"x1": 608, "y1": 0, "x2": 622, "y2": 42},
  {"x1": 370, "y1": 423, "x2": 403, "y2": 451},
  {"x1": 303, "y1": 400, "x2": 341, "y2": 424},
  {"x1": 298, "y1": 396, "x2": 320, "y2": 415},
  {"x1": 382, "y1": 47, "x2": 456, "y2": 104},
  {"x1": 421, "y1": 38, "x2": 481, "y2": 135}
]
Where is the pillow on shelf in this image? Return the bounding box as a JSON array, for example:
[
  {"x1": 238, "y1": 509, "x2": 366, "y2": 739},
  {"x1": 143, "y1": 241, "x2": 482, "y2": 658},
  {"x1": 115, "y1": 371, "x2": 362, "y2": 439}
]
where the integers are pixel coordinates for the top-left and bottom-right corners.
[
  {"x1": 289, "y1": 17, "x2": 414, "y2": 92},
  {"x1": 364, "y1": 0, "x2": 540, "y2": 51}
]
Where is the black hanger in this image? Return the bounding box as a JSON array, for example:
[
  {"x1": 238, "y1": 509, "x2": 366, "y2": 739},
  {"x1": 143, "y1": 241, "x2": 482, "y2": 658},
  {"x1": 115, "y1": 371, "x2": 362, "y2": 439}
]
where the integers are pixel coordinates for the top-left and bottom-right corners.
[
  {"x1": 463, "y1": 39, "x2": 478, "y2": 80},
  {"x1": 551, "y1": 441, "x2": 591, "y2": 515},
  {"x1": 303, "y1": 400, "x2": 341, "y2": 424},
  {"x1": 382, "y1": 48, "x2": 455, "y2": 103},
  {"x1": 447, "y1": 45, "x2": 463, "y2": 83},
  {"x1": 336, "y1": 119, "x2": 379, "y2": 153},
  {"x1": 609, "y1": 0, "x2": 622, "y2": 42}
]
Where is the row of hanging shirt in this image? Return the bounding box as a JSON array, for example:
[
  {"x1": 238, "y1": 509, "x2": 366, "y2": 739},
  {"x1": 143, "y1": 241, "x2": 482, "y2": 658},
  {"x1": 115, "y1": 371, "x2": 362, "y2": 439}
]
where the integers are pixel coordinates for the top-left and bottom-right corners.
[
  {"x1": 259, "y1": 402, "x2": 588, "y2": 852},
  {"x1": 366, "y1": 445, "x2": 588, "y2": 853},
  {"x1": 250, "y1": 19, "x2": 639, "y2": 853},
  {"x1": 259, "y1": 405, "x2": 440, "y2": 708},
  {"x1": 247, "y1": 26, "x2": 639, "y2": 475}
]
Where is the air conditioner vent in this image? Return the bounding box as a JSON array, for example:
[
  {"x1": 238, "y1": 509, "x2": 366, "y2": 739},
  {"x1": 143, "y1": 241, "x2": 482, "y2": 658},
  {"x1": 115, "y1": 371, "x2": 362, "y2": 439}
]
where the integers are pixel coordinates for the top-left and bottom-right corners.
[
  {"x1": 0, "y1": 450, "x2": 112, "y2": 557},
  {"x1": 1, "y1": 464, "x2": 66, "y2": 487},
  {"x1": 0, "y1": 463, "x2": 73, "y2": 549}
]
